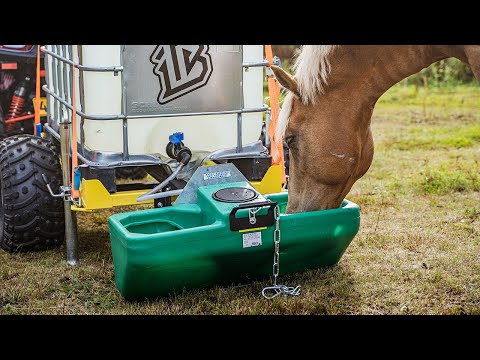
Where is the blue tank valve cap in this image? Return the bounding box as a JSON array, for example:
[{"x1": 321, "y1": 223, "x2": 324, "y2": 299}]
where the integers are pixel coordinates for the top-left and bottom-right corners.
[{"x1": 169, "y1": 132, "x2": 184, "y2": 145}]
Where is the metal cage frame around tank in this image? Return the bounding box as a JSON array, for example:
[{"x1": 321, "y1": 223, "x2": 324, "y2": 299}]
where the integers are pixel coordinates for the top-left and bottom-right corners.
[{"x1": 40, "y1": 45, "x2": 271, "y2": 170}]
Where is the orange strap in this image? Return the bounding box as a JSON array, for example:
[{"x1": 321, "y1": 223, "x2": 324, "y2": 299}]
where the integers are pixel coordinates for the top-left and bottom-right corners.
[
  {"x1": 34, "y1": 46, "x2": 41, "y2": 126},
  {"x1": 265, "y1": 45, "x2": 286, "y2": 183},
  {"x1": 70, "y1": 47, "x2": 79, "y2": 198}
]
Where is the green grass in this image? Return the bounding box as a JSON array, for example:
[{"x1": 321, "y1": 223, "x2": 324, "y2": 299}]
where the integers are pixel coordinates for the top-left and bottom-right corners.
[
  {"x1": 381, "y1": 124, "x2": 480, "y2": 151},
  {"x1": 1, "y1": 84, "x2": 480, "y2": 314},
  {"x1": 378, "y1": 84, "x2": 480, "y2": 108},
  {"x1": 418, "y1": 164, "x2": 480, "y2": 194}
]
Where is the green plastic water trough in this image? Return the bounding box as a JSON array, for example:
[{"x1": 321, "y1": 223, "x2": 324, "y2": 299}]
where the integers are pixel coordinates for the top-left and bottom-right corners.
[{"x1": 108, "y1": 171, "x2": 360, "y2": 300}]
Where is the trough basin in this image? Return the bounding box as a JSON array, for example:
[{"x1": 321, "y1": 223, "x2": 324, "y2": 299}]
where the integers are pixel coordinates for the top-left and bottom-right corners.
[{"x1": 108, "y1": 182, "x2": 360, "y2": 300}]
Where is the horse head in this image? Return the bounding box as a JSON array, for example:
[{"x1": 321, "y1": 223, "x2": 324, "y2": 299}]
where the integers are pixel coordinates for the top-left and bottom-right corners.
[{"x1": 272, "y1": 45, "x2": 480, "y2": 213}]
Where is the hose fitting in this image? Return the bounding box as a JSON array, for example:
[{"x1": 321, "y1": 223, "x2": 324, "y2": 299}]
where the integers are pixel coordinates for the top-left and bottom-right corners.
[{"x1": 166, "y1": 132, "x2": 192, "y2": 165}]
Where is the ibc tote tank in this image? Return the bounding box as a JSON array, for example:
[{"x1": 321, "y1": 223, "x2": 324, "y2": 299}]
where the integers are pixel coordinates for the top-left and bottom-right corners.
[{"x1": 45, "y1": 45, "x2": 265, "y2": 159}]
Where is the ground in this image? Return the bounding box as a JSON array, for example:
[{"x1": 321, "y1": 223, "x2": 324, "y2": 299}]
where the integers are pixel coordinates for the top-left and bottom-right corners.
[{"x1": 1, "y1": 84, "x2": 479, "y2": 314}]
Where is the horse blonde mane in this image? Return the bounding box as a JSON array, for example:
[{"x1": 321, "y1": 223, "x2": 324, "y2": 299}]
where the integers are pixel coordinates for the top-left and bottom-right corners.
[
  {"x1": 276, "y1": 45, "x2": 337, "y2": 140},
  {"x1": 293, "y1": 45, "x2": 337, "y2": 105}
]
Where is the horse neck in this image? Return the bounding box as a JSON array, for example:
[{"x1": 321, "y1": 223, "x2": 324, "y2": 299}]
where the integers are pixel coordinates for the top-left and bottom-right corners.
[
  {"x1": 339, "y1": 45, "x2": 464, "y2": 100},
  {"x1": 319, "y1": 45, "x2": 466, "y2": 131}
]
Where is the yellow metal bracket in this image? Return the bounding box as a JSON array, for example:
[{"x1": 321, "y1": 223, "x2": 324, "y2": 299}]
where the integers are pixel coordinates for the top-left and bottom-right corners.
[
  {"x1": 78, "y1": 179, "x2": 152, "y2": 211},
  {"x1": 73, "y1": 164, "x2": 283, "y2": 212},
  {"x1": 250, "y1": 164, "x2": 283, "y2": 194}
]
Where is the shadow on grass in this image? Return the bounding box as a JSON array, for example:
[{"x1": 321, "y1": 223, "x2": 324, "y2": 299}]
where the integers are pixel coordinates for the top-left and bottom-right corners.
[
  {"x1": 77, "y1": 228, "x2": 111, "y2": 256},
  {"x1": 121, "y1": 262, "x2": 360, "y2": 315}
]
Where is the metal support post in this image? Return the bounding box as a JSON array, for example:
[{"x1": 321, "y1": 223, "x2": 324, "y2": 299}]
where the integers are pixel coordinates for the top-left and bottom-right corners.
[{"x1": 59, "y1": 120, "x2": 79, "y2": 265}]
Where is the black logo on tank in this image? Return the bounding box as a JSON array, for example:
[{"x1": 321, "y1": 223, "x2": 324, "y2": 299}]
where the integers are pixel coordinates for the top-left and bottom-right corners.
[{"x1": 150, "y1": 45, "x2": 213, "y2": 104}]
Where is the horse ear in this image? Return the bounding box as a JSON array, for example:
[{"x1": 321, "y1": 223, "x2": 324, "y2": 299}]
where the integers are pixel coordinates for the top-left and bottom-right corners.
[{"x1": 271, "y1": 65, "x2": 300, "y2": 98}]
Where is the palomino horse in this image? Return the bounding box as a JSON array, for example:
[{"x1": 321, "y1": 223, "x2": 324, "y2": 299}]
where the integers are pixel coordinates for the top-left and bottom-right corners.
[{"x1": 271, "y1": 45, "x2": 480, "y2": 213}]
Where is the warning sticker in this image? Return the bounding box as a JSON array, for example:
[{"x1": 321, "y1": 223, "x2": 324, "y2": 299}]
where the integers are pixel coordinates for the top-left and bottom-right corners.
[
  {"x1": 242, "y1": 232, "x2": 262, "y2": 248},
  {"x1": 203, "y1": 170, "x2": 231, "y2": 181}
]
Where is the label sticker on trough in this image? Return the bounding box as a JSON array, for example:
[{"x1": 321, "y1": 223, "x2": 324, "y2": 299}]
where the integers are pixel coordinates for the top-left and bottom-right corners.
[
  {"x1": 242, "y1": 232, "x2": 262, "y2": 248},
  {"x1": 203, "y1": 170, "x2": 231, "y2": 181}
]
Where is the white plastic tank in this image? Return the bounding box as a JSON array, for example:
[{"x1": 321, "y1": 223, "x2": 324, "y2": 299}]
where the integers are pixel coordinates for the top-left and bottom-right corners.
[{"x1": 46, "y1": 45, "x2": 265, "y2": 158}]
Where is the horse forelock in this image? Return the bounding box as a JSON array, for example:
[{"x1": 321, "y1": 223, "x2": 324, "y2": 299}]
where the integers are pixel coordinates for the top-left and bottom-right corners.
[
  {"x1": 293, "y1": 45, "x2": 337, "y2": 105},
  {"x1": 276, "y1": 45, "x2": 337, "y2": 139}
]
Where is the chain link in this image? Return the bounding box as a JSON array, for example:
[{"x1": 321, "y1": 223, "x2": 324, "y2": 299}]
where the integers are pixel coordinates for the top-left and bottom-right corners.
[{"x1": 262, "y1": 205, "x2": 301, "y2": 299}]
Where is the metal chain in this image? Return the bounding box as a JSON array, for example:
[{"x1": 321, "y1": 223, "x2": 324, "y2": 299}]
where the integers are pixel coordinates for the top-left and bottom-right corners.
[{"x1": 262, "y1": 205, "x2": 301, "y2": 299}]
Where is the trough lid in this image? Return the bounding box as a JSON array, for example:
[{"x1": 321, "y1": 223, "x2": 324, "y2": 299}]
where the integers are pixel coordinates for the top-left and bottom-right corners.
[{"x1": 212, "y1": 187, "x2": 259, "y2": 203}]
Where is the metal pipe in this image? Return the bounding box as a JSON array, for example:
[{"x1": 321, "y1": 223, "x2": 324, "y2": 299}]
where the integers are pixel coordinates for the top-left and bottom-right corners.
[
  {"x1": 236, "y1": 46, "x2": 245, "y2": 153},
  {"x1": 236, "y1": 113, "x2": 242, "y2": 153},
  {"x1": 50, "y1": 46, "x2": 59, "y2": 127},
  {"x1": 242, "y1": 61, "x2": 269, "y2": 68},
  {"x1": 80, "y1": 117, "x2": 85, "y2": 156},
  {"x1": 41, "y1": 46, "x2": 123, "y2": 73},
  {"x1": 48, "y1": 124, "x2": 162, "y2": 168},
  {"x1": 121, "y1": 86, "x2": 129, "y2": 160},
  {"x1": 127, "y1": 107, "x2": 268, "y2": 119},
  {"x1": 45, "y1": 51, "x2": 52, "y2": 135},
  {"x1": 65, "y1": 211, "x2": 79, "y2": 266},
  {"x1": 43, "y1": 85, "x2": 124, "y2": 120},
  {"x1": 122, "y1": 119, "x2": 129, "y2": 161},
  {"x1": 44, "y1": 123, "x2": 60, "y2": 140},
  {"x1": 61, "y1": 46, "x2": 70, "y2": 105},
  {"x1": 265, "y1": 107, "x2": 271, "y2": 148},
  {"x1": 59, "y1": 120, "x2": 79, "y2": 265},
  {"x1": 136, "y1": 164, "x2": 184, "y2": 202},
  {"x1": 137, "y1": 189, "x2": 183, "y2": 202},
  {"x1": 44, "y1": 85, "x2": 268, "y2": 121},
  {"x1": 55, "y1": 46, "x2": 64, "y2": 124}
]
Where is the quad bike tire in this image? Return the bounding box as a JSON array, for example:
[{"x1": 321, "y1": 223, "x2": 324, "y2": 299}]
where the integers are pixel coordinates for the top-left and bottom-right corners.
[{"x1": 0, "y1": 135, "x2": 65, "y2": 252}]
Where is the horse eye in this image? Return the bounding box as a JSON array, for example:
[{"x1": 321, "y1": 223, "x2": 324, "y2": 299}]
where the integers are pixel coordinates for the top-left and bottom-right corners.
[{"x1": 284, "y1": 136, "x2": 296, "y2": 148}]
